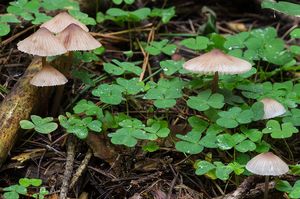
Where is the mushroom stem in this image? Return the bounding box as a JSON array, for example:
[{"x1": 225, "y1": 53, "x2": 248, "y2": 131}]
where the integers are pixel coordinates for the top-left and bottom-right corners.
[
  {"x1": 264, "y1": 175, "x2": 270, "y2": 199},
  {"x1": 212, "y1": 71, "x2": 219, "y2": 93},
  {"x1": 51, "y1": 52, "x2": 72, "y2": 116},
  {"x1": 42, "y1": 57, "x2": 46, "y2": 67}
]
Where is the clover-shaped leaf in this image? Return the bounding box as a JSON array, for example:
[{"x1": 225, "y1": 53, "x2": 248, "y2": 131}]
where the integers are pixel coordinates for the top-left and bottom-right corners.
[
  {"x1": 59, "y1": 115, "x2": 102, "y2": 139},
  {"x1": 235, "y1": 140, "x2": 256, "y2": 152},
  {"x1": 242, "y1": 128, "x2": 263, "y2": 142},
  {"x1": 175, "y1": 117, "x2": 208, "y2": 154},
  {"x1": 145, "y1": 39, "x2": 176, "y2": 56},
  {"x1": 108, "y1": 119, "x2": 156, "y2": 147},
  {"x1": 144, "y1": 119, "x2": 170, "y2": 139},
  {"x1": 150, "y1": 7, "x2": 175, "y2": 24},
  {"x1": 20, "y1": 115, "x2": 58, "y2": 134},
  {"x1": 262, "y1": 120, "x2": 298, "y2": 139},
  {"x1": 195, "y1": 160, "x2": 216, "y2": 175},
  {"x1": 217, "y1": 107, "x2": 254, "y2": 128},
  {"x1": 216, "y1": 134, "x2": 235, "y2": 150},
  {"x1": 187, "y1": 90, "x2": 224, "y2": 111},
  {"x1": 283, "y1": 109, "x2": 300, "y2": 126},
  {"x1": 160, "y1": 60, "x2": 185, "y2": 76},
  {"x1": 180, "y1": 36, "x2": 210, "y2": 51},
  {"x1": 116, "y1": 77, "x2": 144, "y2": 95},
  {"x1": 104, "y1": 59, "x2": 142, "y2": 76},
  {"x1": 73, "y1": 99, "x2": 103, "y2": 119},
  {"x1": 144, "y1": 78, "x2": 184, "y2": 108},
  {"x1": 215, "y1": 161, "x2": 234, "y2": 180},
  {"x1": 92, "y1": 84, "x2": 125, "y2": 105}
]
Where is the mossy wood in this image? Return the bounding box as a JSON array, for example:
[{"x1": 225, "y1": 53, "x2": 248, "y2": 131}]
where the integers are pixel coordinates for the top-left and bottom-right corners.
[{"x1": 0, "y1": 58, "x2": 42, "y2": 167}]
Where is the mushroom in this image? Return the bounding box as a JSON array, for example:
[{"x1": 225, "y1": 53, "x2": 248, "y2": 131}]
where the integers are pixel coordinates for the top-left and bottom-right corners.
[
  {"x1": 41, "y1": 11, "x2": 89, "y2": 34},
  {"x1": 56, "y1": 23, "x2": 102, "y2": 51},
  {"x1": 246, "y1": 152, "x2": 289, "y2": 199},
  {"x1": 17, "y1": 27, "x2": 68, "y2": 86},
  {"x1": 260, "y1": 98, "x2": 286, "y2": 119},
  {"x1": 17, "y1": 27, "x2": 67, "y2": 64},
  {"x1": 50, "y1": 23, "x2": 101, "y2": 115},
  {"x1": 183, "y1": 49, "x2": 252, "y2": 92},
  {"x1": 30, "y1": 64, "x2": 68, "y2": 87}
]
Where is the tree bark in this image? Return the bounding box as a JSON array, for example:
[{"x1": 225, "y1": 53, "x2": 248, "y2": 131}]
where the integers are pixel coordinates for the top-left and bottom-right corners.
[{"x1": 0, "y1": 58, "x2": 41, "y2": 167}]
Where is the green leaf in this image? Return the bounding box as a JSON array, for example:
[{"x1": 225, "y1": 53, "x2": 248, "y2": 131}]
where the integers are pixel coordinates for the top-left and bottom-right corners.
[
  {"x1": 276, "y1": 180, "x2": 293, "y2": 193},
  {"x1": 92, "y1": 84, "x2": 124, "y2": 105},
  {"x1": 187, "y1": 90, "x2": 224, "y2": 111},
  {"x1": 68, "y1": 126, "x2": 89, "y2": 139},
  {"x1": 235, "y1": 140, "x2": 256, "y2": 152},
  {"x1": 262, "y1": 0, "x2": 300, "y2": 17},
  {"x1": 290, "y1": 181, "x2": 300, "y2": 199},
  {"x1": 216, "y1": 134, "x2": 235, "y2": 150},
  {"x1": 87, "y1": 120, "x2": 102, "y2": 132},
  {"x1": 290, "y1": 28, "x2": 300, "y2": 38},
  {"x1": 3, "y1": 192, "x2": 19, "y2": 199},
  {"x1": 150, "y1": 7, "x2": 175, "y2": 23},
  {"x1": 242, "y1": 129, "x2": 263, "y2": 142},
  {"x1": 35, "y1": 123, "x2": 58, "y2": 134},
  {"x1": 195, "y1": 161, "x2": 216, "y2": 175},
  {"x1": 160, "y1": 60, "x2": 184, "y2": 75},
  {"x1": 215, "y1": 162, "x2": 233, "y2": 180},
  {"x1": 262, "y1": 120, "x2": 298, "y2": 139},
  {"x1": 73, "y1": 99, "x2": 103, "y2": 118},
  {"x1": 116, "y1": 78, "x2": 144, "y2": 95},
  {"x1": 20, "y1": 120, "x2": 35, "y2": 130},
  {"x1": 283, "y1": 109, "x2": 300, "y2": 126},
  {"x1": 146, "y1": 39, "x2": 176, "y2": 56},
  {"x1": 144, "y1": 78, "x2": 184, "y2": 108},
  {"x1": 112, "y1": 0, "x2": 122, "y2": 5},
  {"x1": 0, "y1": 23, "x2": 10, "y2": 36},
  {"x1": 224, "y1": 32, "x2": 249, "y2": 49},
  {"x1": 180, "y1": 36, "x2": 210, "y2": 51},
  {"x1": 142, "y1": 142, "x2": 159, "y2": 152},
  {"x1": 0, "y1": 14, "x2": 20, "y2": 23}
]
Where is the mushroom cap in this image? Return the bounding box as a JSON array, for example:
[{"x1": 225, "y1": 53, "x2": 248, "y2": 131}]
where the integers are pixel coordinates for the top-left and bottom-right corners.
[
  {"x1": 246, "y1": 152, "x2": 289, "y2": 176},
  {"x1": 183, "y1": 49, "x2": 252, "y2": 75},
  {"x1": 260, "y1": 98, "x2": 286, "y2": 119},
  {"x1": 41, "y1": 12, "x2": 89, "y2": 34},
  {"x1": 30, "y1": 64, "x2": 68, "y2": 87},
  {"x1": 56, "y1": 23, "x2": 102, "y2": 51},
  {"x1": 17, "y1": 27, "x2": 67, "y2": 57}
]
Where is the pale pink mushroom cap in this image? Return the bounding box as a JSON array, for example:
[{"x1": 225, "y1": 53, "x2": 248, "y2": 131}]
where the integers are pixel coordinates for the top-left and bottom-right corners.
[
  {"x1": 17, "y1": 27, "x2": 67, "y2": 57},
  {"x1": 246, "y1": 152, "x2": 289, "y2": 176},
  {"x1": 41, "y1": 12, "x2": 89, "y2": 34},
  {"x1": 183, "y1": 49, "x2": 252, "y2": 75},
  {"x1": 56, "y1": 23, "x2": 102, "y2": 51},
  {"x1": 30, "y1": 64, "x2": 68, "y2": 87},
  {"x1": 260, "y1": 98, "x2": 286, "y2": 119}
]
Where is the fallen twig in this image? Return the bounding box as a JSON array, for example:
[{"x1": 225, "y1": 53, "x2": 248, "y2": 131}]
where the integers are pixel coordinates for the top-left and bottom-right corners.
[
  {"x1": 69, "y1": 148, "x2": 93, "y2": 189},
  {"x1": 59, "y1": 135, "x2": 77, "y2": 199}
]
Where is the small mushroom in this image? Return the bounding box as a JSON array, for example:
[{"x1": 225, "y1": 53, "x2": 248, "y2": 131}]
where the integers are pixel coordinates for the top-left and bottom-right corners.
[
  {"x1": 56, "y1": 23, "x2": 102, "y2": 51},
  {"x1": 17, "y1": 27, "x2": 67, "y2": 58},
  {"x1": 41, "y1": 12, "x2": 89, "y2": 34},
  {"x1": 246, "y1": 152, "x2": 289, "y2": 199},
  {"x1": 17, "y1": 27, "x2": 68, "y2": 86},
  {"x1": 30, "y1": 64, "x2": 68, "y2": 87},
  {"x1": 260, "y1": 98, "x2": 286, "y2": 119},
  {"x1": 183, "y1": 49, "x2": 252, "y2": 92}
]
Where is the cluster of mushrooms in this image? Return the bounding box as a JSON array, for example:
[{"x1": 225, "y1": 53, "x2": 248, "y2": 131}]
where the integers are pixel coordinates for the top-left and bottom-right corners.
[
  {"x1": 17, "y1": 11, "x2": 289, "y2": 199},
  {"x1": 183, "y1": 50, "x2": 288, "y2": 199},
  {"x1": 17, "y1": 12, "x2": 102, "y2": 87}
]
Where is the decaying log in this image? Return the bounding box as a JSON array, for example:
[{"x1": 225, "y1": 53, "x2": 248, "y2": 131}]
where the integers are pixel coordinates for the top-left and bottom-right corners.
[{"x1": 0, "y1": 58, "x2": 41, "y2": 167}]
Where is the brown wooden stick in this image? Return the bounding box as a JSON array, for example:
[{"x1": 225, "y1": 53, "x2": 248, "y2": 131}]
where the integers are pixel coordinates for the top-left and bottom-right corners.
[
  {"x1": 60, "y1": 135, "x2": 77, "y2": 199},
  {"x1": 0, "y1": 58, "x2": 41, "y2": 167},
  {"x1": 69, "y1": 148, "x2": 93, "y2": 189}
]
